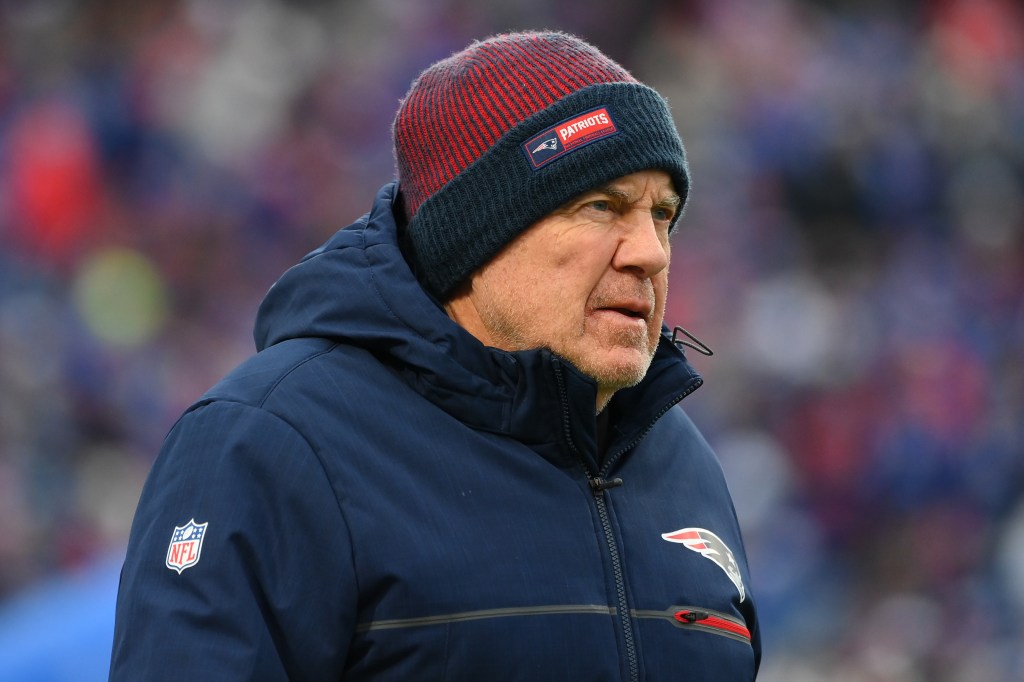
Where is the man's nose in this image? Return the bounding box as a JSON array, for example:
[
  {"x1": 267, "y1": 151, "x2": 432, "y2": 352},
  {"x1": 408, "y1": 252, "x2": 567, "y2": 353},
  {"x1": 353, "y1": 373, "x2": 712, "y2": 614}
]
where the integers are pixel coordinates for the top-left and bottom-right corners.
[{"x1": 612, "y1": 212, "x2": 670, "y2": 277}]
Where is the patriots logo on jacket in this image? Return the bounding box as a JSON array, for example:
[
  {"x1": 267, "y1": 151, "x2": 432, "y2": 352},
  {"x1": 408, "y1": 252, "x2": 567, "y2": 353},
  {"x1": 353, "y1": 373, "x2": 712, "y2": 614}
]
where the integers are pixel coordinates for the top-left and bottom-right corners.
[{"x1": 662, "y1": 527, "x2": 746, "y2": 602}]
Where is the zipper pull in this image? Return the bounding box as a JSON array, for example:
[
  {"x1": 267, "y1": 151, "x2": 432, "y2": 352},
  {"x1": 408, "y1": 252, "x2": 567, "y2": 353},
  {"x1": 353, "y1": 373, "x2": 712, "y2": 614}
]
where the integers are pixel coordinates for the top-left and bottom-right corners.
[
  {"x1": 589, "y1": 477, "x2": 624, "y2": 493},
  {"x1": 673, "y1": 609, "x2": 752, "y2": 641},
  {"x1": 675, "y1": 610, "x2": 709, "y2": 624}
]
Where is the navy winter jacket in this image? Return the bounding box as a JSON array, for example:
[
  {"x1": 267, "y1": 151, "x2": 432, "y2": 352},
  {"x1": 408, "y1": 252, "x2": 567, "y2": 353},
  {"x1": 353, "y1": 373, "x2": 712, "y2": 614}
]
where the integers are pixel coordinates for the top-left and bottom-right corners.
[{"x1": 110, "y1": 182, "x2": 761, "y2": 680}]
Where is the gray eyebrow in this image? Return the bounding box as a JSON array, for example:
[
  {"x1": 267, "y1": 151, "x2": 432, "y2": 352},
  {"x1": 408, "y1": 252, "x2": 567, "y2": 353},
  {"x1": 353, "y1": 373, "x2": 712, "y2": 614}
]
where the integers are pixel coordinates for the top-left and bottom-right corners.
[{"x1": 594, "y1": 186, "x2": 682, "y2": 208}]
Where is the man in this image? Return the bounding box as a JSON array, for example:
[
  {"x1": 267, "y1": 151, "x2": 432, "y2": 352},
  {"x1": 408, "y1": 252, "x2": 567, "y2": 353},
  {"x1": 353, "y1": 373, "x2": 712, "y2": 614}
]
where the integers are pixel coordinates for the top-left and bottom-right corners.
[{"x1": 110, "y1": 31, "x2": 760, "y2": 680}]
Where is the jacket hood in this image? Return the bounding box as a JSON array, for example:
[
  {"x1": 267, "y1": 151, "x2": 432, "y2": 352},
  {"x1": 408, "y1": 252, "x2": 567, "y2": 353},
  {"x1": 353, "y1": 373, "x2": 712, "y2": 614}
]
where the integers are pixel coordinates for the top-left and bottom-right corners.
[{"x1": 253, "y1": 182, "x2": 702, "y2": 453}]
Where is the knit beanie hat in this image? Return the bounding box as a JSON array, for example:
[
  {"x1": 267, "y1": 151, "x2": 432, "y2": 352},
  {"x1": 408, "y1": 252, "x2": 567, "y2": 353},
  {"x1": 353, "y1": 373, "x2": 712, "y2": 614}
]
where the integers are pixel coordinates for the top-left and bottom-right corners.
[{"x1": 393, "y1": 31, "x2": 689, "y2": 301}]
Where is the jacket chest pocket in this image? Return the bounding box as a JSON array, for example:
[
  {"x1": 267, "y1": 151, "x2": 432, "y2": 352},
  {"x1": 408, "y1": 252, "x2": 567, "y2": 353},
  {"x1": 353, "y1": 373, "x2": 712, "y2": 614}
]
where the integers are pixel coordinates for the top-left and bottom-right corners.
[
  {"x1": 671, "y1": 607, "x2": 752, "y2": 644},
  {"x1": 634, "y1": 605, "x2": 753, "y2": 646}
]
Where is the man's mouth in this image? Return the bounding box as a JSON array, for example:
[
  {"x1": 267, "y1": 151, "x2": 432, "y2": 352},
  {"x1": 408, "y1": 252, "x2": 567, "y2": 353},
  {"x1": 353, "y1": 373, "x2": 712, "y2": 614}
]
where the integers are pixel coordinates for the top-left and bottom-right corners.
[
  {"x1": 590, "y1": 284, "x2": 656, "y2": 326},
  {"x1": 606, "y1": 307, "x2": 646, "y2": 319},
  {"x1": 591, "y1": 305, "x2": 652, "y2": 332},
  {"x1": 597, "y1": 297, "x2": 652, "y2": 321}
]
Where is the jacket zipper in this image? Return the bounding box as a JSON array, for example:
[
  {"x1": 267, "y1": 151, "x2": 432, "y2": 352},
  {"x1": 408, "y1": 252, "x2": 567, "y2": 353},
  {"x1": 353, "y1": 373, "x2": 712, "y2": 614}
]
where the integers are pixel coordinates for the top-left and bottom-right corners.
[
  {"x1": 553, "y1": 360, "x2": 704, "y2": 681},
  {"x1": 553, "y1": 362, "x2": 639, "y2": 682},
  {"x1": 589, "y1": 376, "x2": 704, "y2": 680},
  {"x1": 674, "y1": 608, "x2": 752, "y2": 643},
  {"x1": 593, "y1": 485, "x2": 639, "y2": 681}
]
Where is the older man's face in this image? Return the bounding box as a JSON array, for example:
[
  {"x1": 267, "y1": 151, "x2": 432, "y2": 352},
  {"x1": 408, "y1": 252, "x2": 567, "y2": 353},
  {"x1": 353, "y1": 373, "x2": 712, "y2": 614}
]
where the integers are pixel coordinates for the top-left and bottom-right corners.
[{"x1": 445, "y1": 169, "x2": 679, "y2": 412}]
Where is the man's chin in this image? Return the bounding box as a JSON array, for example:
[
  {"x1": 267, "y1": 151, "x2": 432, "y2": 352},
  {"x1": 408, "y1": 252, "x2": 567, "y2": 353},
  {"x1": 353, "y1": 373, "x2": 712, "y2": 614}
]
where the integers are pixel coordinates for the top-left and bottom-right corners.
[{"x1": 574, "y1": 347, "x2": 655, "y2": 393}]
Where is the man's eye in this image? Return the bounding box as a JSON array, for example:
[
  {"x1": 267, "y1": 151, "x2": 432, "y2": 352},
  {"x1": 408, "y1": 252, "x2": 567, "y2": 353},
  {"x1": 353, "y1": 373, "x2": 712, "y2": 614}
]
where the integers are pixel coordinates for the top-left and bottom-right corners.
[
  {"x1": 652, "y1": 207, "x2": 675, "y2": 222},
  {"x1": 587, "y1": 200, "x2": 612, "y2": 212}
]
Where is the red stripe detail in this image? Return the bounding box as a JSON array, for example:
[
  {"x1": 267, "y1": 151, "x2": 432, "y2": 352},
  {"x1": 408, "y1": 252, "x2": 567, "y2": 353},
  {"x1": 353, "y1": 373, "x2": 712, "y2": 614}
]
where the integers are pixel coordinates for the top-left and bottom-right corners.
[
  {"x1": 436, "y1": 92, "x2": 478, "y2": 173},
  {"x1": 521, "y1": 38, "x2": 583, "y2": 97},
  {"x1": 500, "y1": 40, "x2": 566, "y2": 104},
  {"x1": 479, "y1": 50, "x2": 531, "y2": 130},
  {"x1": 529, "y1": 34, "x2": 624, "y2": 90},
  {"x1": 531, "y1": 37, "x2": 634, "y2": 92},
  {"x1": 487, "y1": 60, "x2": 542, "y2": 119},
  {"x1": 414, "y1": 76, "x2": 452, "y2": 195},
  {"x1": 480, "y1": 42, "x2": 549, "y2": 116},
  {"x1": 407, "y1": 82, "x2": 452, "y2": 211},
  {"x1": 674, "y1": 611, "x2": 751, "y2": 641},
  {"x1": 492, "y1": 40, "x2": 562, "y2": 106},
  {"x1": 399, "y1": 82, "x2": 444, "y2": 212},
  {"x1": 665, "y1": 530, "x2": 701, "y2": 543},
  {"x1": 460, "y1": 76, "x2": 505, "y2": 154},
  {"x1": 392, "y1": 119, "x2": 420, "y2": 213},
  {"x1": 432, "y1": 68, "x2": 477, "y2": 178},
  {"x1": 413, "y1": 61, "x2": 477, "y2": 204},
  {"x1": 461, "y1": 55, "x2": 518, "y2": 139},
  {"x1": 448, "y1": 78, "x2": 492, "y2": 162}
]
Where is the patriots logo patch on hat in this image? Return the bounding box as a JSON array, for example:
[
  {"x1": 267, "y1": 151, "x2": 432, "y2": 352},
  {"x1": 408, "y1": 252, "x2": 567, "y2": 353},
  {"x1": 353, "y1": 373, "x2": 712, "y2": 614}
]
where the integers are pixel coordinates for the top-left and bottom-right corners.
[
  {"x1": 523, "y1": 106, "x2": 619, "y2": 170},
  {"x1": 662, "y1": 527, "x2": 746, "y2": 602},
  {"x1": 166, "y1": 519, "x2": 208, "y2": 574}
]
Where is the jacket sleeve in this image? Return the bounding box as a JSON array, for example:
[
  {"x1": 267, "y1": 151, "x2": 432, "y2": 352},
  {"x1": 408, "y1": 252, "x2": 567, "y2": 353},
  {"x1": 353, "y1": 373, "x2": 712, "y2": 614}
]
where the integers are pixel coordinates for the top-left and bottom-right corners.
[{"x1": 109, "y1": 400, "x2": 356, "y2": 680}]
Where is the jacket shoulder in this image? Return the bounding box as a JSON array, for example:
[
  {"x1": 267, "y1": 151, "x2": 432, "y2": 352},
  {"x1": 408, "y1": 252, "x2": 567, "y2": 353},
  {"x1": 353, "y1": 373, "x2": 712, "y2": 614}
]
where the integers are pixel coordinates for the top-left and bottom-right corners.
[
  {"x1": 649, "y1": 405, "x2": 720, "y2": 466},
  {"x1": 111, "y1": 397, "x2": 357, "y2": 679},
  {"x1": 196, "y1": 337, "x2": 340, "y2": 410},
  {"x1": 189, "y1": 339, "x2": 398, "y2": 452}
]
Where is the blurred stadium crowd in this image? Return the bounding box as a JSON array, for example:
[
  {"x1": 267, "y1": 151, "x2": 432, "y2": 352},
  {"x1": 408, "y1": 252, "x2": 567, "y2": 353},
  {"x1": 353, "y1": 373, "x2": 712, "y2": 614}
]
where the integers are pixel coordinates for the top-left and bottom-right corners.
[{"x1": 0, "y1": 0, "x2": 1022, "y2": 679}]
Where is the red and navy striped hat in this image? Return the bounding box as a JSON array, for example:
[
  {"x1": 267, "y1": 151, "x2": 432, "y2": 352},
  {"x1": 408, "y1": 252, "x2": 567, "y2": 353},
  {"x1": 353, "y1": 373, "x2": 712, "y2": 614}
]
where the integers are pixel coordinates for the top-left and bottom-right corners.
[{"x1": 394, "y1": 31, "x2": 690, "y2": 301}]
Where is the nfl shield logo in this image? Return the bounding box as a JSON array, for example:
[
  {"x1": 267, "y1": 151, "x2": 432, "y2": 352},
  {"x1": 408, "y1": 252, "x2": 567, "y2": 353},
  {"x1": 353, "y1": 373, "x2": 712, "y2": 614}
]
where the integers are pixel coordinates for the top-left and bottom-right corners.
[{"x1": 165, "y1": 519, "x2": 208, "y2": 574}]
